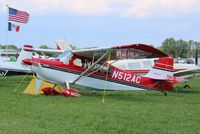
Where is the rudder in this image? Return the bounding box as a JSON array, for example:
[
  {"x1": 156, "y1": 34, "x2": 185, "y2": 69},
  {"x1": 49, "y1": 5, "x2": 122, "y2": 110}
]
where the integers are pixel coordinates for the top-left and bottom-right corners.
[{"x1": 17, "y1": 45, "x2": 33, "y2": 65}]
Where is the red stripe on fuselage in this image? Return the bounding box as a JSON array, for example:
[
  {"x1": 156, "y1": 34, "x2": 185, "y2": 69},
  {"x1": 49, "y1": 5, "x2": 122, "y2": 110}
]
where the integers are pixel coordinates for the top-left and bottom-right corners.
[
  {"x1": 32, "y1": 58, "x2": 173, "y2": 91},
  {"x1": 127, "y1": 68, "x2": 186, "y2": 74}
]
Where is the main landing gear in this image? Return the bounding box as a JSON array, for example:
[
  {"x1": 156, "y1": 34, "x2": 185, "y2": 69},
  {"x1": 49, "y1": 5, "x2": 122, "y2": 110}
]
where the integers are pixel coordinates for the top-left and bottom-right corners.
[
  {"x1": 183, "y1": 79, "x2": 190, "y2": 89},
  {"x1": 61, "y1": 88, "x2": 81, "y2": 97},
  {"x1": 60, "y1": 82, "x2": 81, "y2": 97},
  {"x1": 41, "y1": 85, "x2": 60, "y2": 96},
  {"x1": 41, "y1": 83, "x2": 81, "y2": 97},
  {"x1": 183, "y1": 84, "x2": 190, "y2": 89}
]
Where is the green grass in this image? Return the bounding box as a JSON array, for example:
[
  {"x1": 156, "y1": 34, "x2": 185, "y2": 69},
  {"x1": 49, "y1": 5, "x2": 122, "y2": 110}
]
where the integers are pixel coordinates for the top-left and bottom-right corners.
[{"x1": 0, "y1": 75, "x2": 200, "y2": 134}]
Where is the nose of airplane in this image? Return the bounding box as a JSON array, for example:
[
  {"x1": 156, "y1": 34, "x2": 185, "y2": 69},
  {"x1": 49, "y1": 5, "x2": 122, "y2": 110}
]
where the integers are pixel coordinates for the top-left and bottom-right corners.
[{"x1": 22, "y1": 59, "x2": 33, "y2": 65}]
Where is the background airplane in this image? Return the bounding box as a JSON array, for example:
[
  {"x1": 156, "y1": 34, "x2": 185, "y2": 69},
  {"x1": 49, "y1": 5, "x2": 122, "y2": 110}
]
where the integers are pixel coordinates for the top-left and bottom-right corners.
[
  {"x1": 110, "y1": 58, "x2": 199, "y2": 75},
  {"x1": 0, "y1": 40, "x2": 72, "y2": 76},
  {"x1": 0, "y1": 45, "x2": 33, "y2": 76}
]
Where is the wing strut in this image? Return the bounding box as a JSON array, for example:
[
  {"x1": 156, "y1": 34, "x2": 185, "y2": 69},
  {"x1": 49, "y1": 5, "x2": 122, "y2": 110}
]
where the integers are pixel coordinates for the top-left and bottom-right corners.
[{"x1": 70, "y1": 51, "x2": 109, "y2": 84}]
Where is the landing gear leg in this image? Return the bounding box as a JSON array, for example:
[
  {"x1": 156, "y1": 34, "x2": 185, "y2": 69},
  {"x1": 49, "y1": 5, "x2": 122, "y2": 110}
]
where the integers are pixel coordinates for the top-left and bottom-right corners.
[
  {"x1": 51, "y1": 84, "x2": 60, "y2": 95},
  {"x1": 66, "y1": 82, "x2": 70, "y2": 89},
  {"x1": 52, "y1": 84, "x2": 57, "y2": 91},
  {"x1": 61, "y1": 82, "x2": 81, "y2": 97},
  {"x1": 42, "y1": 84, "x2": 60, "y2": 95}
]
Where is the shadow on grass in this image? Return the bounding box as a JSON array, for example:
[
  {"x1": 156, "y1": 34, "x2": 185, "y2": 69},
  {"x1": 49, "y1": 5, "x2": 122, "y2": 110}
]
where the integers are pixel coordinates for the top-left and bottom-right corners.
[
  {"x1": 173, "y1": 89, "x2": 200, "y2": 94},
  {"x1": 77, "y1": 89, "x2": 172, "y2": 103}
]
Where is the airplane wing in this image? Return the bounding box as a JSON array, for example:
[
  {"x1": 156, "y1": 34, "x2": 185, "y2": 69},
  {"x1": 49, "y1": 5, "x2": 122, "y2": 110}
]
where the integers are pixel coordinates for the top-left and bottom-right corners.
[
  {"x1": 174, "y1": 68, "x2": 200, "y2": 77},
  {"x1": 23, "y1": 46, "x2": 65, "y2": 54},
  {"x1": 23, "y1": 43, "x2": 167, "y2": 61},
  {"x1": 71, "y1": 44, "x2": 168, "y2": 61}
]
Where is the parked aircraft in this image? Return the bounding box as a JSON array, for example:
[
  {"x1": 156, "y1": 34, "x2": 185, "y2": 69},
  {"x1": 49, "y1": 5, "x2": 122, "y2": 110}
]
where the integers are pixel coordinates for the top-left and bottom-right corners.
[
  {"x1": 110, "y1": 58, "x2": 199, "y2": 75},
  {"x1": 0, "y1": 45, "x2": 33, "y2": 76},
  {"x1": 0, "y1": 40, "x2": 72, "y2": 77},
  {"x1": 22, "y1": 43, "x2": 199, "y2": 97}
]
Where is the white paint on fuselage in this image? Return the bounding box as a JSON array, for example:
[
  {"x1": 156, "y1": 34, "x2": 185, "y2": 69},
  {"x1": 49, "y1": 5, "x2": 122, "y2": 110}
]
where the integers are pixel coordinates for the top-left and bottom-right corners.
[
  {"x1": 32, "y1": 65, "x2": 144, "y2": 91},
  {"x1": 0, "y1": 60, "x2": 30, "y2": 76}
]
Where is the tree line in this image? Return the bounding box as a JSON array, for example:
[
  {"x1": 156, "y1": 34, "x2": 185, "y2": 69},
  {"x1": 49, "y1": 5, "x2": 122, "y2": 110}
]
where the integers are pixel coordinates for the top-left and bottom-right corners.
[
  {"x1": 1, "y1": 38, "x2": 200, "y2": 58},
  {"x1": 0, "y1": 44, "x2": 52, "y2": 50},
  {"x1": 0, "y1": 44, "x2": 19, "y2": 50},
  {"x1": 158, "y1": 38, "x2": 200, "y2": 58}
]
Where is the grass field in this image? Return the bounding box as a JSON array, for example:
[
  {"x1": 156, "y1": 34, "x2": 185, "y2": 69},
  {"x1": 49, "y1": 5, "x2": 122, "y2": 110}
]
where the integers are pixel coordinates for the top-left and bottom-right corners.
[{"x1": 0, "y1": 75, "x2": 200, "y2": 134}]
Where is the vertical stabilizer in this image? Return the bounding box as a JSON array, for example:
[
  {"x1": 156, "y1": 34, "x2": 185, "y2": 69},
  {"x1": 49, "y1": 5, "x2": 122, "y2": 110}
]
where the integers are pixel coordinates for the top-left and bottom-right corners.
[
  {"x1": 16, "y1": 45, "x2": 33, "y2": 65},
  {"x1": 56, "y1": 40, "x2": 72, "y2": 50}
]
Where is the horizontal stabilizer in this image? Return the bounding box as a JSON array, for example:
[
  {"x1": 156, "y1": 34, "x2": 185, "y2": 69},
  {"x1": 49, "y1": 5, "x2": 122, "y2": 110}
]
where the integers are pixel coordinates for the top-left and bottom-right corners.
[
  {"x1": 146, "y1": 57, "x2": 174, "y2": 80},
  {"x1": 174, "y1": 68, "x2": 200, "y2": 77}
]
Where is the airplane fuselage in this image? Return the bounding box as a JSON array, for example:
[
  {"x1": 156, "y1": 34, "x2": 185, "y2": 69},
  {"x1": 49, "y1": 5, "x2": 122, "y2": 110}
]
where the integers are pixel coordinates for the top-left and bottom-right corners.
[
  {"x1": 0, "y1": 60, "x2": 30, "y2": 76},
  {"x1": 27, "y1": 57, "x2": 173, "y2": 91}
]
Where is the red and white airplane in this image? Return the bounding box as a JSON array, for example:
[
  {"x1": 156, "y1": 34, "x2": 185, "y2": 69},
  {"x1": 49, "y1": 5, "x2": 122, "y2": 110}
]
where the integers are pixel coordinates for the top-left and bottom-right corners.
[{"x1": 22, "y1": 44, "x2": 197, "y2": 97}]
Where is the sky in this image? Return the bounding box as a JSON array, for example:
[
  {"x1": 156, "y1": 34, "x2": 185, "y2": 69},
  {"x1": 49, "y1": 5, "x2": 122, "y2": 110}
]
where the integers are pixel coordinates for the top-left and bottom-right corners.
[{"x1": 0, "y1": 0, "x2": 200, "y2": 48}]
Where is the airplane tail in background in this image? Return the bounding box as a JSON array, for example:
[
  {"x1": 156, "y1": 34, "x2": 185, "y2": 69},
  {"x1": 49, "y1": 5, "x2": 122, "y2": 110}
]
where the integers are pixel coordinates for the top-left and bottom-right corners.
[
  {"x1": 146, "y1": 57, "x2": 174, "y2": 80},
  {"x1": 16, "y1": 45, "x2": 33, "y2": 65},
  {"x1": 56, "y1": 40, "x2": 72, "y2": 50}
]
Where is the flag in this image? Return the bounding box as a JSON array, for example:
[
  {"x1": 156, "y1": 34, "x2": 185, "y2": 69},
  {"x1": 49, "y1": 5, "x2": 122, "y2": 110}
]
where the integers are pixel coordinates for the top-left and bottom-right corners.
[
  {"x1": 8, "y1": 22, "x2": 20, "y2": 32},
  {"x1": 8, "y1": 7, "x2": 29, "y2": 24}
]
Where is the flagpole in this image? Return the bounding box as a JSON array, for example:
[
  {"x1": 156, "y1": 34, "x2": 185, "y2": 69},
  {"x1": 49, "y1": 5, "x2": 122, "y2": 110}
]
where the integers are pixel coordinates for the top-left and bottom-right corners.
[{"x1": 5, "y1": 4, "x2": 9, "y2": 57}]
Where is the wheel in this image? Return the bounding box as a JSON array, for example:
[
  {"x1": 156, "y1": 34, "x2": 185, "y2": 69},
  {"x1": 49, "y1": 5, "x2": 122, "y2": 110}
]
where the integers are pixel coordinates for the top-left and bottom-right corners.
[{"x1": 184, "y1": 84, "x2": 190, "y2": 89}]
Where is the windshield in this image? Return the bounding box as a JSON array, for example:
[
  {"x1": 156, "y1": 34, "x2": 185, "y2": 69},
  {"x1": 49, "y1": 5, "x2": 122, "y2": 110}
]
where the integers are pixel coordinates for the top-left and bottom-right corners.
[{"x1": 57, "y1": 51, "x2": 70, "y2": 60}]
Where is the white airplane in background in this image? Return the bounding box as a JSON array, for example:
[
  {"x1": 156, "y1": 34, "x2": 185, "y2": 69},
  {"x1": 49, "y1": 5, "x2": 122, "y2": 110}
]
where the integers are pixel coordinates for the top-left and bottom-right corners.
[
  {"x1": 110, "y1": 58, "x2": 199, "y2": 75},
  {"x1": 0, "y1": 40, "x2": 72, "y2": 76},
  {"x1": 0, "y1": 45, "x2": 33, "y2": 76}
]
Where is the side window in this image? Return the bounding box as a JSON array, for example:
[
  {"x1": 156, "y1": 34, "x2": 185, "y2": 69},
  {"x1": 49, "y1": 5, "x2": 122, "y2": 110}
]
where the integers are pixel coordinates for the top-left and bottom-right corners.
[
  {"x1": 94, "y1": 64, "x2": 113, "y2": 75},
  {"x1": 143, "y1": 61, "x2": 152, "y2": 68},
  {"x1": 58, "y1": 52, "x2": 73, "y2": 65},
  {"x1": 128, "y1": 62, "x2": 141, "y2": 69},
  {"x1": 118, "y1": 65, "x2": 127, "y2": 70},
  {"x1": 73, "y1": 58, "x2": 82, "y2": 67},
  {"x1": 80, "y1": 59, "x2": 92, "y2": 68}
]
